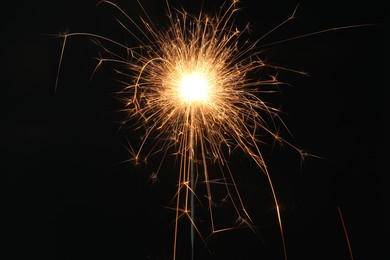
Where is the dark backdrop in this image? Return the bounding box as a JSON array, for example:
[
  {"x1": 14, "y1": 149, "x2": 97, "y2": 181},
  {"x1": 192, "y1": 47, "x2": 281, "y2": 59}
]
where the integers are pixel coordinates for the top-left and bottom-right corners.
[{"x1": 3, "y1": 1, "x2": 387, "y2": 259}]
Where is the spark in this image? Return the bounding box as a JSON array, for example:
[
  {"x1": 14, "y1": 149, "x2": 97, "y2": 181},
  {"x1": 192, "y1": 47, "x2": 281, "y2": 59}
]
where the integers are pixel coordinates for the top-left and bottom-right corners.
[
  {"x1": 55, "y1": 1, "x2": 334, "y2": 259},
  {"x1": 115, "y1": 1, "x2": 296, "y2": 258}
]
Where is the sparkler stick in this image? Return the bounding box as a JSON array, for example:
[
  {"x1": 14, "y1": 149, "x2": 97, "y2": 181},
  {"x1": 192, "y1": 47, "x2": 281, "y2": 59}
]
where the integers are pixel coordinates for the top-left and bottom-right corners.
[{"x1": 190, "y1": 124, "x2": 195, "y2": 260}]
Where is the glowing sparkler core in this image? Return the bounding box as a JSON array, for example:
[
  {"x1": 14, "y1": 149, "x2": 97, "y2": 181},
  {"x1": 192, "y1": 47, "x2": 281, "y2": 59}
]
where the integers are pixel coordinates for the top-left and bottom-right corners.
[{"x1": 178, "y1": 72, "x2": 211, "y2": 103}]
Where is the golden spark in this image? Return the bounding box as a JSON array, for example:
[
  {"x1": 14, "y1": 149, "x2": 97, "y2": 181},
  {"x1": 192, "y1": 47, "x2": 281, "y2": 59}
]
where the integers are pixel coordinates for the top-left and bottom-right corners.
[
  {"x1": 114, "y1": 1, "x2": 302, "y2": 259},
  {"x1": 54, "y1": 1, "x2": 345, "y2": 259}
]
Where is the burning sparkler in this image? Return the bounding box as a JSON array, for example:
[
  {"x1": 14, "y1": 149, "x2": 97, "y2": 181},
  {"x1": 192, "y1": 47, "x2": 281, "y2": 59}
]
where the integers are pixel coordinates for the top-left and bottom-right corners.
[
  {"x1": 55, "y1": 0, "x2": 374, "y2": 259},
  {"x1": 115, "y1": 1, "x2": 302, "y2": 258},
  {"x1": 56, "y1": 1, "x2": 305, "y2": 259}
]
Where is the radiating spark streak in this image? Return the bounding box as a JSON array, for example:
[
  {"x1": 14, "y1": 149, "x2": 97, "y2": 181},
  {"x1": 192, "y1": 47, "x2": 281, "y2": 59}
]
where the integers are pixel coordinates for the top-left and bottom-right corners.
[
  {"x1": 55, "y1": 34, "x2": 67, "y2": 93},
  {"x1": 55, "y1": 32, "x2": 133, "y2": 92},
  {"x1": 97, "y1": 1, "x2": 155, "y2": 47},
  {"x1": 338, "y1": 206, "x2": 354, "y2": 260},
  {"x1": 253, "y1": 3, "x2": 300, "y2": 46},
  {"x1": 259, "y1": 24, "x2": 379, "y2": 49}
]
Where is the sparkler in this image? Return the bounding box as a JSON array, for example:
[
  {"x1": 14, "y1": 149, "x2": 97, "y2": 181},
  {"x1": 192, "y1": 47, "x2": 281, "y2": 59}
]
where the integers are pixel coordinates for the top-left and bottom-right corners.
[
  {"x1": 114, "y1": 1, "x2": 302, "y2": 258},
  {"x1": 55, "y1": 1, "x2": 375, "y2": 259},
  {"x1": 56, "y1": 1, "x2": 305, "y2": 259}
]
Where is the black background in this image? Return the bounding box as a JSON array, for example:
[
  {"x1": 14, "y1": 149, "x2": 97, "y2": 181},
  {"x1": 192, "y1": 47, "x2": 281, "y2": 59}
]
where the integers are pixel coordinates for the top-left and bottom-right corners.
[{"x1": 3, "y1": 1, "x2": 387, "y2": 259}]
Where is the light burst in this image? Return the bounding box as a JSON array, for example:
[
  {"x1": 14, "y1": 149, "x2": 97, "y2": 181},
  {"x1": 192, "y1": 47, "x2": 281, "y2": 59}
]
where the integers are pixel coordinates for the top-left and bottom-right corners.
[
  {"x1": 57, "y1": 1, "x2": 320, "y2": 259},
  {"x1": 116, "y1": 1, "x2": 302, "y2": 258}
]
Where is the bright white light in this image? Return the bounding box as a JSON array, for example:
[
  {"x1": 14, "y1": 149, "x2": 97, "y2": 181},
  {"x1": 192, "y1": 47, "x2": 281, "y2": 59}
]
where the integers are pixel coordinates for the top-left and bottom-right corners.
[{"x1": 179, "y1": 72, "x2": 210, "y2": 102}]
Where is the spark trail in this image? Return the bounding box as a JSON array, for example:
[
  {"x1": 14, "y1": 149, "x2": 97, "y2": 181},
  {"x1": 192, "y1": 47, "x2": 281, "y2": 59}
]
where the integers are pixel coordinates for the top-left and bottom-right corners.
[
  {"x1": 55, "y1": 1, "x2": 306, "y2": 259},
  {"x1": 113, "y1": 1, "x2": 301, "y2": 258},
  {"x1": 55, "y1": 0, "x2": 373, "y2": 259}
]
